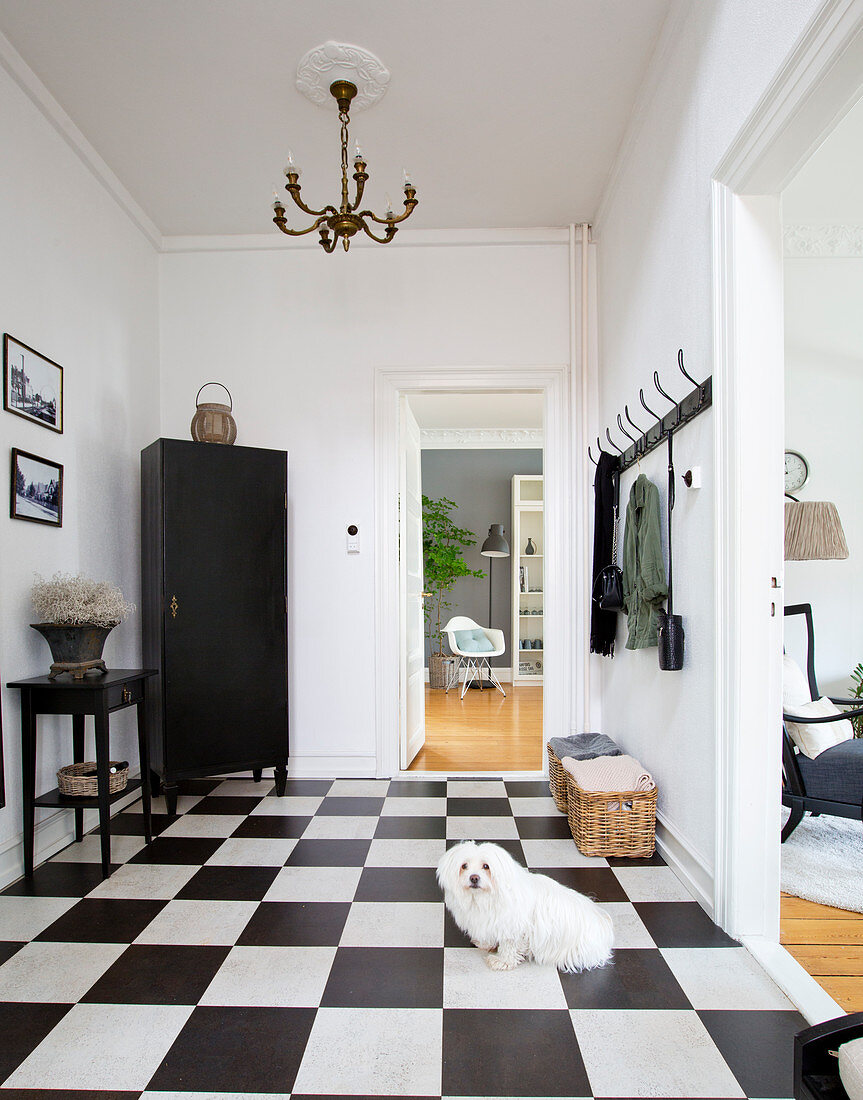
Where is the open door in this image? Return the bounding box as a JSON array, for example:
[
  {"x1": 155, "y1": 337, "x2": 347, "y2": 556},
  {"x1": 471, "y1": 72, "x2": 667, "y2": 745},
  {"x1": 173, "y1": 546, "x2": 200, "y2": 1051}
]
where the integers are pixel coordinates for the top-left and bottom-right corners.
[{"x1": 399, "y1": 395, "x2": 426, "y2": 769}]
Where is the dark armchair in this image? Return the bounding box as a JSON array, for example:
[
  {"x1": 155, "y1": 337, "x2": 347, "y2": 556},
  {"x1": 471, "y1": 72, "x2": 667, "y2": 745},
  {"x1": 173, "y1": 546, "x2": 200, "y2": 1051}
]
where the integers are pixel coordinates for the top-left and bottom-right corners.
[
  {"x1": 782, "y1": 604, "x2": 863, "y2": 842},
  {"x1": 795, "y1": 1012, "x2": 863, "y2": 1100}
]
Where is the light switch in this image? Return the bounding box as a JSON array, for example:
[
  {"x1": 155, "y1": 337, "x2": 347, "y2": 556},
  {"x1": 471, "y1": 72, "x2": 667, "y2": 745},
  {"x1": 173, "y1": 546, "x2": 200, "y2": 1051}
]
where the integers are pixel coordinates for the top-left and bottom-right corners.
[{"x1": 347, "y1": 524, "x2": 360, "y2": 553}]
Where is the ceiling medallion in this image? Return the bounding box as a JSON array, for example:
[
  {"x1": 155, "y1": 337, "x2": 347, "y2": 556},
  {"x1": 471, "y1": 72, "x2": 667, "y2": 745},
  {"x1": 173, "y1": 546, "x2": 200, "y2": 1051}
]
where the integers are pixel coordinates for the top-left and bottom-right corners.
[{"x1": 272, "y1": 42, "x2": 417, "y2": 253}]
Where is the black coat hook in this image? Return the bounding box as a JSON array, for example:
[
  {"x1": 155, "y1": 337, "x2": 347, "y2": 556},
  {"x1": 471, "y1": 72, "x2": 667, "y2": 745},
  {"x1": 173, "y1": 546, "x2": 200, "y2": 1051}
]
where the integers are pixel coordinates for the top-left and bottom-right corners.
[
  {"x1": 654, "y1": 370, "x2": 681, "y2": 425},
  {"x1": 678, "y1": 348, "x2": 698, "y2": 387},
  {"x1": 617, "y1": 413, "x2": 637, "y2": 448},
  {"x1": 605, "y1": 427, "x2": 624, "y2": 454},
  {"x1": 587, "y1": 445, "x2": 598, "y2": 466},
  {"x1": 639, "y1": 387, "x2": 661, "y2": 422},
  {"x1": 624, "y1": 404, "x2": 646, "y2": 452}
]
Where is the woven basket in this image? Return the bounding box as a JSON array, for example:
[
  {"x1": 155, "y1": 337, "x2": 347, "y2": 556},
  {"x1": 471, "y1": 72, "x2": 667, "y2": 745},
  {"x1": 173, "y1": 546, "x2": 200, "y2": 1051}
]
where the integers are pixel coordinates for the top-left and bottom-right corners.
[
  {"x1": 57, "y1": 761, "x2": 128, "y2": 798},
  {"x1": 547, "y1": 744, "x2": 569, "y2": 813},
  {"x1": 564, "y1": 772, "x2": 657, "y2": 858}
]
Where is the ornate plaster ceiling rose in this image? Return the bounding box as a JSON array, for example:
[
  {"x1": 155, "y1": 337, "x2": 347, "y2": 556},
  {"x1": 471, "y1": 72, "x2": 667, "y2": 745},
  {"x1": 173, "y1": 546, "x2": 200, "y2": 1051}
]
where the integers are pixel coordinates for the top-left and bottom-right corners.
[{"x1": 296, "y1": 41, "x2": 390, "y2": 112}]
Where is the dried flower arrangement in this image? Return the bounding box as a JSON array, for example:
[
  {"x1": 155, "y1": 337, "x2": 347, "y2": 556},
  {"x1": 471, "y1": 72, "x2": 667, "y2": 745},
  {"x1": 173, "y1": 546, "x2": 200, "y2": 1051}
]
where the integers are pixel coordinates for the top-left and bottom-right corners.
[{"x1": 31, "y1": 572, "x2": 136, "y2": 628}]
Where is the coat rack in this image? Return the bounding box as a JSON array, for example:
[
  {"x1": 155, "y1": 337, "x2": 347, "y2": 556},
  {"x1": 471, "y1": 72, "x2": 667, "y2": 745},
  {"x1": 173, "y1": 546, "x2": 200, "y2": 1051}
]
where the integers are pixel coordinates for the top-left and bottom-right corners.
[{"x1": 588, "y1": 350, "x2": 712, "y2": 474}]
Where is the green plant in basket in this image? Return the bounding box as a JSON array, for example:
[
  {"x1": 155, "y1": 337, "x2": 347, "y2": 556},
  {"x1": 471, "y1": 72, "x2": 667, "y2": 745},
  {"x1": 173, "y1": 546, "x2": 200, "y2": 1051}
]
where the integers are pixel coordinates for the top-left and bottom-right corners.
[
  {"x1": 422, "y1": 495, "x2": 485, "y2": 657},
  {"x1": 848, "y1": 663, "x2": 863, "y2": 737}
]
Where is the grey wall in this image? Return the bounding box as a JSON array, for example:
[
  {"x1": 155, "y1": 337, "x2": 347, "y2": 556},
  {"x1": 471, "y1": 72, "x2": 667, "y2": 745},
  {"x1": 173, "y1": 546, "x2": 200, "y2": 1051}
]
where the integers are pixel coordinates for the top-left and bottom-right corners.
[{"x1": 421, "y1": 448, "x2": 542, "y2": 667}]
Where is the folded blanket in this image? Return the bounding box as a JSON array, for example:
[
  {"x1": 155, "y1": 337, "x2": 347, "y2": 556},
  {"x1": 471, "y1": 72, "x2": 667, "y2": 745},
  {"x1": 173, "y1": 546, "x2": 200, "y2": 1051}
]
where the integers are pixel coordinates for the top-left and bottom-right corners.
[
  {"x1": 548, "y1": 734, "x2": 622, "y2": 761},
  {"x1": 562, "y1": 753, "x2": 654, "y2": 793}
]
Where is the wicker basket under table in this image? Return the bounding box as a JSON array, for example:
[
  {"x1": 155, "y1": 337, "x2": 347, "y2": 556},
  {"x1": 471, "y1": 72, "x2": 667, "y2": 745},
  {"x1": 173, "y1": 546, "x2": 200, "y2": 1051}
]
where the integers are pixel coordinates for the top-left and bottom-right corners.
[
  {"x1": 547, "y1": 744, "x2": 569, "y2": 812},
  {"x1": 564, "y1": 772, "x2": 657, "y2": 858},
  {"x1": 57, "y1": 761, "x2": 128, "y2": 798}
]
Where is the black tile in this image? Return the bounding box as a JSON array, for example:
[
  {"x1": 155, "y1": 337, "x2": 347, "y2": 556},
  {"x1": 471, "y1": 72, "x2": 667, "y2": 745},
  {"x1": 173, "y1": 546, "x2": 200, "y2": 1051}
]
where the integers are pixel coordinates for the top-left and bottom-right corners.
[
  {"x1": 0, "y1": 941, "x2": 25, "y2": 965},
  {"x1": 0, "y1": 1001, "x2": 71, "y2": 1081},
  {"x1": 0, "y1": 1092, "x2": 139, "y2": 1100},
  {"x1": 442, "y1": 1008, "x2": 590, "y2": 1096},
  {"x1": 316, "y1": 796, "x2": 385, "y2": 816},
  {"x1": 187, "y1": 795, "x2": 265, "y2": 815},
  {"x1": 447, "y1": 797, "x2": 511, "y2": 816},
  {"x1": 128, "y1": 836, "x2": 224, "y2": 865},
  {"x1": 98, "y1": 813, "x2": 177, "y2": 838},
  {"x1": 1, "y1": 861, "x2": 117, "y2": 897},
  {"x1": 606, "y1": 850, "x2": 666, "y2": 866},
  {"x1": 506, "y1": 779, "x2": 554, "y2": 797},
  {"x1": 355, "y1": 867, "x2": 441, "y2": 903},
  {"x1": 699, "y1": 1009, "x2": 807, "y2": 1098},
  {"x1": 515, "y1": 815, "x2": 573, "y2": 840},
  {"x1": 237, "y1": 901, "x2": 351, "y2": 946},
  {"x1": 35, "y1": 898, "x2": 167, "y2": 943},
  {"x1": 232, "y1": 814, "x2": 311, "y2": 839},
  {"x1": 176, "y1": 865, "x2": 280, "y2": 901},
  {"x1": 268, "y1": 779, "x2": 333, "y2": 796},
  {"x1": 634, "y1": 903, "x2": 739, "y2": 948},
  {"x1": 375, "y1": 815, "x2": 446, "y2": 839},
  {"x1": 286, "y1": 839, "x2": 372, "y2": 867},
  {"x1": 322, "y1": 946, "x2": 443, "y2": 1007},
  {"x1": 81, "y1": 944, "x2": 230, "y2": 1004},
  {"x1": 539, "y1": 867, "x2": 628, "y2": 902},
  {"x1": 175, "y1": 778, "x2": 222, "y2": 795},
  {"x1": 444, "y1": 906, "x2": 473, "y2": 947},
  {"x1": 148, "y1": 1005, "x2": 316, "y2": 1092},
  {"x1": 387, "y1": 780, "x2": 446, "y2": 797},
  {"x1": 559, "y1": 948, "x2": 691, "y2": 1009},
  {"x1": 445, "y1": 838, "x2": 526, "y2": 865}
]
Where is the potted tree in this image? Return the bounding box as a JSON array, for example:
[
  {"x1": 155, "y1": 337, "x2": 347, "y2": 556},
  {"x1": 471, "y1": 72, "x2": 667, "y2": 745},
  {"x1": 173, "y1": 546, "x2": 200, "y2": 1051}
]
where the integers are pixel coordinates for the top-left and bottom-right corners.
[{"x1": 422, "y1": 495, "x2": 485, "y2": 688}]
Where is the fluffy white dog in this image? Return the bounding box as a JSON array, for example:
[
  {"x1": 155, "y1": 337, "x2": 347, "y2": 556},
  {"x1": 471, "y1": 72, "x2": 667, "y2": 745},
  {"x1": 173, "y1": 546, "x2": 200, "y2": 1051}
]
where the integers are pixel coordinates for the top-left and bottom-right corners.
[{"x1": 437, "y1": 840, "x2": 614, "y2": 972}]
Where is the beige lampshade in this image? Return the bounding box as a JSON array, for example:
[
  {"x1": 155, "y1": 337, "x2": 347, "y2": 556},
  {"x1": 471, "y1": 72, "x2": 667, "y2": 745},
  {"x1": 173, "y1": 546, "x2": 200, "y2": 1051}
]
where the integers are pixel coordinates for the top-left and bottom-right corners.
[{"x1": 784, "y1": 500, "x2": 849, "y2": 560}]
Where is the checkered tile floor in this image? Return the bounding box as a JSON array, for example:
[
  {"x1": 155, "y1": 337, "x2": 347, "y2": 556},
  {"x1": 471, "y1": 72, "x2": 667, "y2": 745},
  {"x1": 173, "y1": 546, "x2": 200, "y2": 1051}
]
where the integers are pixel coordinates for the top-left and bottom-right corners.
[{"x1": 0, "y1": 776, "x2": 804, "y2": 1098}]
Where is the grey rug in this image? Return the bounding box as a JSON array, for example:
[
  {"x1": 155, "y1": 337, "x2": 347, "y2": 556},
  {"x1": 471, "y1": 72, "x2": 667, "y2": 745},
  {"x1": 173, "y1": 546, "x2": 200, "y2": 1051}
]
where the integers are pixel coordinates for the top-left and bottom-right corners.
[{"x1": 781, "y1": 808, "x2": 863, "y2": 913}]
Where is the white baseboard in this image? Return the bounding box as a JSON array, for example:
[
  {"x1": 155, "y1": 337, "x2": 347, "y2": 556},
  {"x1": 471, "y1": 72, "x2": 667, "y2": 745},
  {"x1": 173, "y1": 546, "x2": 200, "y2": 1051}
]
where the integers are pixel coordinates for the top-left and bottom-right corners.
[
  {"x1": 287, "y1": 755, "x2": 378, "y2": 778},
  {"x1": 655, "y1": 810, "x2": 715, "y2": 919},
  {"x1": 742, "y1": 934, "x2": 844, "y2": 1025}
]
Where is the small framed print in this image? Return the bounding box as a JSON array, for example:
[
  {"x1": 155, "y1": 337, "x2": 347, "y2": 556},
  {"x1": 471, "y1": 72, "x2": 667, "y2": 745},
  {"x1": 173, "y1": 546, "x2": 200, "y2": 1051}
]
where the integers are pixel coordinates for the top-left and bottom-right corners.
[
  {"x1": 11, "y1": 448, "x2": 63, "y2": 527},
  {"x1": 3, "y1": 334, "x2": 63, "y2": 433}
]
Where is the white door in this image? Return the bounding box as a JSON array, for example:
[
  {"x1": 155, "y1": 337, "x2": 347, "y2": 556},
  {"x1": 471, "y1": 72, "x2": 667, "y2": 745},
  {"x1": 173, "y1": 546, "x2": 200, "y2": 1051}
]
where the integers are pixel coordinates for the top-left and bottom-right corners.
[{"x1": 399, "y1": 396, "x2": 426, "y2": 768}]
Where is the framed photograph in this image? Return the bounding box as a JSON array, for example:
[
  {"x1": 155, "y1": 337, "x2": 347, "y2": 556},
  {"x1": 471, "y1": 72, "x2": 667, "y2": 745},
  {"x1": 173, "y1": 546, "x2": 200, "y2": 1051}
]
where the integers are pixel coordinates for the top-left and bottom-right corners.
[
  {"x1": 11, "y1": 448, "x2": 63, "y2": 527},
  {"x1": 3, "y1": 334, "x2": 63, "y2": 433},
  {"x1": 519, "y1": 565, "x2": 526, "y2": 592}
]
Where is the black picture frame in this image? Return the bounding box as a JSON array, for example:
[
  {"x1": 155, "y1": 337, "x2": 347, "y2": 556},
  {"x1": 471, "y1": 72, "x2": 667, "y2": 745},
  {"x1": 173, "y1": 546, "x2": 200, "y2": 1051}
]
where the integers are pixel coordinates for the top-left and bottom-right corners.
[
  {"x1": 11, "y1": 448, "x2": 63, "y2": 527},
  {"x1": 3, "y1": 333, "x2": 64, "y2": 433}
]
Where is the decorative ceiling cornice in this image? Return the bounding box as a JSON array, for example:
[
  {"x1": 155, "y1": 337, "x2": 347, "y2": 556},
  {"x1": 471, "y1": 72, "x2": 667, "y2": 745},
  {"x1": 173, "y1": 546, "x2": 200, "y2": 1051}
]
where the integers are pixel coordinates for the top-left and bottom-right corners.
[
  {"x1": 420, "y1": 428, "x2": 544, "y2": 449},
  {"x1": 784, "y1": 224, "x2": 863, "y2": 257}
]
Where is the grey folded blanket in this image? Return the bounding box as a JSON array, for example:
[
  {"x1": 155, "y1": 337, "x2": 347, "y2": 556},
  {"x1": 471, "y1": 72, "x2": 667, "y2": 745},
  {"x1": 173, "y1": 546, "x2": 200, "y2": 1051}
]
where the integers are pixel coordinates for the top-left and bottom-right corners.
[{"x1": 548, "y1": 733, "x2": 621, "y2": 761}]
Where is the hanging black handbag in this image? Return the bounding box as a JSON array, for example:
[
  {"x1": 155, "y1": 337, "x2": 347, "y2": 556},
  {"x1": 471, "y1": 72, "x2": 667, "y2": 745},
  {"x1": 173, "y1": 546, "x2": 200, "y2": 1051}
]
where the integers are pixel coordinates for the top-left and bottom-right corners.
[
  {"x1": 658, "y1": 428, "x2": 685, "y2": 670},
  {"x1": 592, "y1": 490, "x2": 625, "y2": 613}
]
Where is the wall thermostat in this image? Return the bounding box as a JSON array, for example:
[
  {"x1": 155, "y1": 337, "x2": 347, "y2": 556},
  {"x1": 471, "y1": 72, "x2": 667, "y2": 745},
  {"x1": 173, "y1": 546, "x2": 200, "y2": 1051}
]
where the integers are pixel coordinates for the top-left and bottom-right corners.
[{"x1": 347, "y1": 524, "x2": 360, "y2": 553}]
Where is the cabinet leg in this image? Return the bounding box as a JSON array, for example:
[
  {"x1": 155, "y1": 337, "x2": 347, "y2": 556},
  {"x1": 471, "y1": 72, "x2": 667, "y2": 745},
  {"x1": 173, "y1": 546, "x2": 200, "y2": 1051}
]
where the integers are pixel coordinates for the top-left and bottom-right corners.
[
  {"x1": 252, "y1": 769, "x2": 263, "y2": 783},
  {"x1": 72, "y1": 714, "x2": 85, "y2": 842},
  {"x1": 95, "y1": 700, "x2": 112, "y2": 878},
  {"x1": 163, "y1": 783, "x2": 179, "y2": 818},
  {"x1": 21, "y1": 693, "x2": 36, "y2": 877},
  {"x1": 274, "y1": 764, "x2": 287, "y2": 797},
  {"x1": 136, "y1": 700, "x2": 153, "y2": 845}
]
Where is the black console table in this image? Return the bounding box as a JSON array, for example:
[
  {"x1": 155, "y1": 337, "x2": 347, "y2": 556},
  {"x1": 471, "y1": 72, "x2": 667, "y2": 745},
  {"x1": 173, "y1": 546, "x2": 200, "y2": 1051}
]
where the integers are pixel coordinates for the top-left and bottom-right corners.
[{"x1": 7, "y1": 669, "x2": 158, "y2": 879}]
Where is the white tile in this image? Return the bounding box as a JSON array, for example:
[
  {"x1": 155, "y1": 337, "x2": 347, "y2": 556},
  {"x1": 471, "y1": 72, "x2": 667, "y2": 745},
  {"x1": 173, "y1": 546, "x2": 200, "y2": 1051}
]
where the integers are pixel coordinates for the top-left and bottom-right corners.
[
  {"x1": 52, "y1": 833, "x2": 147, "y2": 863},
  {"x1": 0, "y1": 940, "x2": 125, "y2": 1002},
  {"x1": 302, "y1": 815, "x2": 379, "y2": 840},
  {"x1": 340, "y1": 902, "x2": 444, "y2": 948},
  {"x1": 143, "y1": 794, "x2": 203, "y2": 815},
  {"x1": 612, "y1": 865, "x2": 694, "y2": 902},
  {"x1": 87, "y1": 862, "x2": 199, "y2": 900},
  {"x1": 328, "y1": 779, "x2": 391, "y2": 797},
  {"x1": 209, "y1": 779, "x2": 274, "y2": 797},
  {"x1": 570, "y1": 1009, "x2": 745, "y2": 1098},
  {"x1": 141, "y1": 1094, "x2": 292, "y2": 1099},
  {"x1": 134, "y1": 900, "x2": 257, "y2": 946},
  {"x1": 508, "y1": 797, "x2": 561, "y2": 817},
  {"x1": 366, "y1": 839, "x2": 446, "y2": 867},
  {"x1": 598, "y1": 902, "x2": 656, "y2": 949},
  {"x1": 199, "y1": 945, "x2": 336, "y2": 1007},
  {"x1": 205, "y1": 837, "x2": 297, "y2": 866},
  {"x1": 0, "y1": 896, "x2": 77, "y2": 941},
  {"x1": 250, "y1": 795, "x2": 323, "y2": 816},
  {"x1": 446, "y1": 817, "x2": 519, "y2": 841},
  {"x1": 264, "y1": 866, "x2": 362, "y2": 903},
  {"x1": 5, "y1": 1002, "x2": 194, "y2": 1090},
  {"x1": 443, "y1": 947, "x2": 567, "y2": 1009},
  {"x1": 447, "y1": 780, "x2": 508, "y2": 798},
  {"x1": 661, "y1": 947, "x2": 794, "y2": 1010},
  {"x1": 159, "y1": 814, "x2": 246, "y2": 839},
  {"x1": 294, "y1": 1007, "x2": 442, "y2": 1095},
  {"x1": 381, "y1": 797, "x2": 447, "y2": 817},
  {"x1": 521, "y1": 840, "x2": 607, "y2": 867}
]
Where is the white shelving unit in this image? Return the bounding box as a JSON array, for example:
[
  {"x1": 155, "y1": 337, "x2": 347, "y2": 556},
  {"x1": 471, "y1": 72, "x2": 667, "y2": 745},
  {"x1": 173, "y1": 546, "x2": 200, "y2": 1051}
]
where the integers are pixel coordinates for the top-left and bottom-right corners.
[{"x1": 511, "y1": 475, "x2": 544, "y2": 684}]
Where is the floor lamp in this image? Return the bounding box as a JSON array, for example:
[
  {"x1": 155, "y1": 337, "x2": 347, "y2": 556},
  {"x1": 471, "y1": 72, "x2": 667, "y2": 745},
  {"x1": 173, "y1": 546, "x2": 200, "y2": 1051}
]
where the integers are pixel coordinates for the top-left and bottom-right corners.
[{"x1": 472, "y1": 524, "x2": 510, "y2": 689}]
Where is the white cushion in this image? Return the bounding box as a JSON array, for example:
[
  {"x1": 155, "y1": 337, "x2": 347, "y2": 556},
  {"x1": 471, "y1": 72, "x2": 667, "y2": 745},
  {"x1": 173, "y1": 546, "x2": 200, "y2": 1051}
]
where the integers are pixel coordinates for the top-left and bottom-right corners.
[
  {"x1": 839, "y1": 1037, "x2": 863, "y2": 1100},
  {"x1": 784, "y1": 696, "x2": 854, "y2": 759},
  {"x1": 783, "y1": 655, "x2": 812, "y2": 710}
]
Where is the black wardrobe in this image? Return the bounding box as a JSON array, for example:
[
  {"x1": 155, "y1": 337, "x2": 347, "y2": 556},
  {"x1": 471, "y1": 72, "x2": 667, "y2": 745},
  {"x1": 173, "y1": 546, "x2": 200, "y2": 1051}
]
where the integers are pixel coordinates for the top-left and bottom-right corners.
[{"x1": 141, "y1": 438, "x2": 288, "y2": 812}]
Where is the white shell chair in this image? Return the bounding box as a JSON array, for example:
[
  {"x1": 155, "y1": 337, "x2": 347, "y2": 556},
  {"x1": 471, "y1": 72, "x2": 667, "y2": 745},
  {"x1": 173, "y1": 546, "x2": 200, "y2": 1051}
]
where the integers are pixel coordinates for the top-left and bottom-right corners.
[{"x1": 442, "y1": 615, "x2": 506, "y2": 699}]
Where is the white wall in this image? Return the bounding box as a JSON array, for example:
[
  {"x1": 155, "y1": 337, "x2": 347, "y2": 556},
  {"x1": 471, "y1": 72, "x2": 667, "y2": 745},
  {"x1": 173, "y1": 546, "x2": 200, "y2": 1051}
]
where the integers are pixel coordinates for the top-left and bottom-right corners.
[
  {"x1": 158, "y1": 238, "x2": 570, "y2": 774},
  {"x1": 593, "y1": 0, "x2": 823, "y2": 901},
  {"x1": 0, "y1": 63, "x2": 159, "y2": 881},
  {"x1": 784, "y1": 256, "x2": 863, "y2": 693}
]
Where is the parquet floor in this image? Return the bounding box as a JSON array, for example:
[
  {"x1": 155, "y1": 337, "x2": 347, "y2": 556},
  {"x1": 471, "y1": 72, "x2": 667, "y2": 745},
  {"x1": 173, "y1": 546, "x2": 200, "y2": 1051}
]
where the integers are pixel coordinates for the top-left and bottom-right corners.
[
  {"x1": 408, "y1": 683, "x2": 543, "y2": 772},
  {"x1": 780, "y1": 891, "x2": 863, "y2": 1011}
]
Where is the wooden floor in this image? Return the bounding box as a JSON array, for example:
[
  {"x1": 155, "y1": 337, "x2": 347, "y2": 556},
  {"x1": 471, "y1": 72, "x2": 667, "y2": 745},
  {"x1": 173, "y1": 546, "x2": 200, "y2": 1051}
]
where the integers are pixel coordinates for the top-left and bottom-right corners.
[
  {"x1": 408, "y1": 683, "x2": 543, "y2": 772},
  {"x1": 781, "y1": 892, "x2": 863, "y2": 1012}
]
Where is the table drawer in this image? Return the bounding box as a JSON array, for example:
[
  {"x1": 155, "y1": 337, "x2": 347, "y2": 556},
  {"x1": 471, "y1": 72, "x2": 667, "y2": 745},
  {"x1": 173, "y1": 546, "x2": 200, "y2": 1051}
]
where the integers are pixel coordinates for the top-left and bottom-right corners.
[{"x1": 106, "y1": 680, "x2": 144, "y2": 710}]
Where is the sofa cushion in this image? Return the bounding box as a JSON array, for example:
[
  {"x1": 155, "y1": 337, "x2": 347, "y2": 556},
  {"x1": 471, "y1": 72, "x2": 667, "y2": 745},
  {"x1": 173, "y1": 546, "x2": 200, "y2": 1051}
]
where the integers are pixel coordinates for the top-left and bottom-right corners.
[
  {"x1": 783, "y1": 654, "x2": 812, "y2": 710},
  {"x1": 453, "y1": 628, "x2": 494, "y2": 653},
  {"x1": 796, "y1": 736, "x2": 863, "y2": 803},
  {"x1": 784, "y1": 697, "x2": 854, "y2": 759}
]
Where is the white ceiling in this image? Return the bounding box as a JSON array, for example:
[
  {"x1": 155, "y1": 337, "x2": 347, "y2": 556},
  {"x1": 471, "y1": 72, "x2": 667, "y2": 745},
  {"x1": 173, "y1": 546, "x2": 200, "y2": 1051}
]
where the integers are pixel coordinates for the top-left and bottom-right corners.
[
  {"x1": 783, "y1": 94, "x2": 863, "y2": 223},
  {"x1": 409, "y1": 393, "x2": 543, "y2": 431},
  {"x1": 0, "y1": 0, "x2": 671, "y2": 237}
]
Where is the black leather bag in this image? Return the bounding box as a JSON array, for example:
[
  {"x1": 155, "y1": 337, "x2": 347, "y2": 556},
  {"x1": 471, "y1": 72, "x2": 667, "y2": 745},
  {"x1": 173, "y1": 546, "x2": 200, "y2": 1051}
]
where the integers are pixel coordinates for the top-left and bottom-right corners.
[
  {"x1": 657, "y1": 608, "x2": 685, "y2": 671},
  {"x1": 592, "y1": 497, "x2": 624, "y2": 612}
]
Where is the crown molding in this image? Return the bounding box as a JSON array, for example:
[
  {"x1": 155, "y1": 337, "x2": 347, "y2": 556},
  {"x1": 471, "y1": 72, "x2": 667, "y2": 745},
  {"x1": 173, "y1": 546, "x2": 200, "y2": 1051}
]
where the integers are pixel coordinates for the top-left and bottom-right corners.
[
  {"x1": 419, "y1": 427, "x2": 544, "y2": 449},
  {"x1": 0, "y1": 29, "x2": 162, "y2": 249},
  {"x1": 784, "y1": 223, "x2": 863, "y2": 256}
]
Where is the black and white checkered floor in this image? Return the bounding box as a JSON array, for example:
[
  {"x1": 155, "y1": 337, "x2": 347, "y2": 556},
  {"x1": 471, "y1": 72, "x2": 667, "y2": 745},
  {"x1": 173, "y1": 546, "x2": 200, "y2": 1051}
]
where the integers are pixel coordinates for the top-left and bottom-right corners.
[{"x1": 0, "y1": 776, "x2": 804, "y2": 1098}]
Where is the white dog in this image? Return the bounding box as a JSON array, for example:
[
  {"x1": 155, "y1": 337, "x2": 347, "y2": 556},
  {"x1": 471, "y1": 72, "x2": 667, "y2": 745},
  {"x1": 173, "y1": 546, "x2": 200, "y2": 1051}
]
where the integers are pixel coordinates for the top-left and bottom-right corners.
[{"x1": 437, "y1": 840, "x2": 614, "y2": 972}]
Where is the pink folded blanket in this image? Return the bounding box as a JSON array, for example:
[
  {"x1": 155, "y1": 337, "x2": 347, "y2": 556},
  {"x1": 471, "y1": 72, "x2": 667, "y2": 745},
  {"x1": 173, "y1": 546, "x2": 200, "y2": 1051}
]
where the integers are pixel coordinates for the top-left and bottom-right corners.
[{"x1": 562, "y1": 753, "x2": 654, "y2": 793}]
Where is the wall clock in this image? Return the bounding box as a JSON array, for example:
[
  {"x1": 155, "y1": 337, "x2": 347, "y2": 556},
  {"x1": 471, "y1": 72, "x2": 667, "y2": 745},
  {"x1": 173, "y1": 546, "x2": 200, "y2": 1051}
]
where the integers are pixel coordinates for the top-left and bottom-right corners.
[{"x1": 785, "y1": 450, "x2": 809, "y2": 494}]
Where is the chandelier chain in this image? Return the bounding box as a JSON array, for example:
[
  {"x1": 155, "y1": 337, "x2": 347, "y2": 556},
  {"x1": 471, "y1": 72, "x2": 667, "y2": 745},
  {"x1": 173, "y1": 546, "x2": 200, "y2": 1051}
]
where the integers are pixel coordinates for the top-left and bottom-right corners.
[{"x1": 339, "y1": 108, "x2": 349, "y2": 214}]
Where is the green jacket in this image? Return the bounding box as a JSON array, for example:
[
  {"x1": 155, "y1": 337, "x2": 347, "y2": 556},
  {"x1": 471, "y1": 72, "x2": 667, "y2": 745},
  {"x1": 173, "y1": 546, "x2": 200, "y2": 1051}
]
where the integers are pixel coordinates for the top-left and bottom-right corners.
[{"x1": 622, "y1": 474, "x2": 668, "y2": 649}]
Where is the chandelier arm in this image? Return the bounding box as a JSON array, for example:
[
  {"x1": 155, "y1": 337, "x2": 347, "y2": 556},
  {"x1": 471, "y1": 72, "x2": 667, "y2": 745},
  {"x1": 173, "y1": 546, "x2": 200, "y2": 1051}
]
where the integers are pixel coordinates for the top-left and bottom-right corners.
[
  {"x1": 273, "y1": 213, "x2": 330, "y2": 238},
  {"x1": 284, "y1": 183, "x2": 336, "y2": 220},
  {"x1": 318, "y1": 231, "x2": 338, "y2": 254},
  {"x1": 349, "y1": 170, "x2": 368, "y2": 213},
  {"x1": 359, "y1": 221, "x2": 397, "y2": 245},
  {"x1": 358, "y1": 199, "x2": 418, "y2": 227}
]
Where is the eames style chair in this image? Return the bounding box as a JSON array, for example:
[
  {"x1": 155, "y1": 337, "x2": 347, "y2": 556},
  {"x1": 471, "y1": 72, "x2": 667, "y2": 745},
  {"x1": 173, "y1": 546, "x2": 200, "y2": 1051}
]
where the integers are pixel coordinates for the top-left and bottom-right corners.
[{"x1": 442, "y1": 615, "x2": 506, "y2": 699}]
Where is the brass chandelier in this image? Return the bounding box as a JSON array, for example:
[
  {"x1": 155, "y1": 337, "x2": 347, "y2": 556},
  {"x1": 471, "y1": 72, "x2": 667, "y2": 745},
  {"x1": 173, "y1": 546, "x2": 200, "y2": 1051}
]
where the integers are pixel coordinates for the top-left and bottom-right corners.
[{"x1": 272, "y1": 79, "x2": 418, "y2": 253}]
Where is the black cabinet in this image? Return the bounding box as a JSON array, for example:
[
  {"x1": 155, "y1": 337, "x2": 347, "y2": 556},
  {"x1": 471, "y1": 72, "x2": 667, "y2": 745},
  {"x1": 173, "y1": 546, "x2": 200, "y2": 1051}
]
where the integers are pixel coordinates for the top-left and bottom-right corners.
[{"x1": 141, "y1": 438, "x2": 288, "y2": 811}]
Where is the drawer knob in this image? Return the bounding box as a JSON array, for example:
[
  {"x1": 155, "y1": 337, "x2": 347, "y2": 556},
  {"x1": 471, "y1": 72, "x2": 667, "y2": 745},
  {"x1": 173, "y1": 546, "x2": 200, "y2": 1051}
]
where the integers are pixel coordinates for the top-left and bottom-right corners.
[
  {"x1": 170, "y1": 595, "x2": 179, "y2": 618},
  {"x1": 122, "y1": 686, "x2": 132, "y2": 704}
]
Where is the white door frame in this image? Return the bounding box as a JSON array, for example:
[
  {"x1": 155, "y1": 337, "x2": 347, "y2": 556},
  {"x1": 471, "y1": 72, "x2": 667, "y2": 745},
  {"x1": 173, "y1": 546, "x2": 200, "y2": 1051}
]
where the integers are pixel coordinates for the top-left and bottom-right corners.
[
  {"x1": 713, "y1": 0, "x2": 863, "y2": 957},
  {"x1": 374, "y1": 366, "x2": 572, "y2": 777}
]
